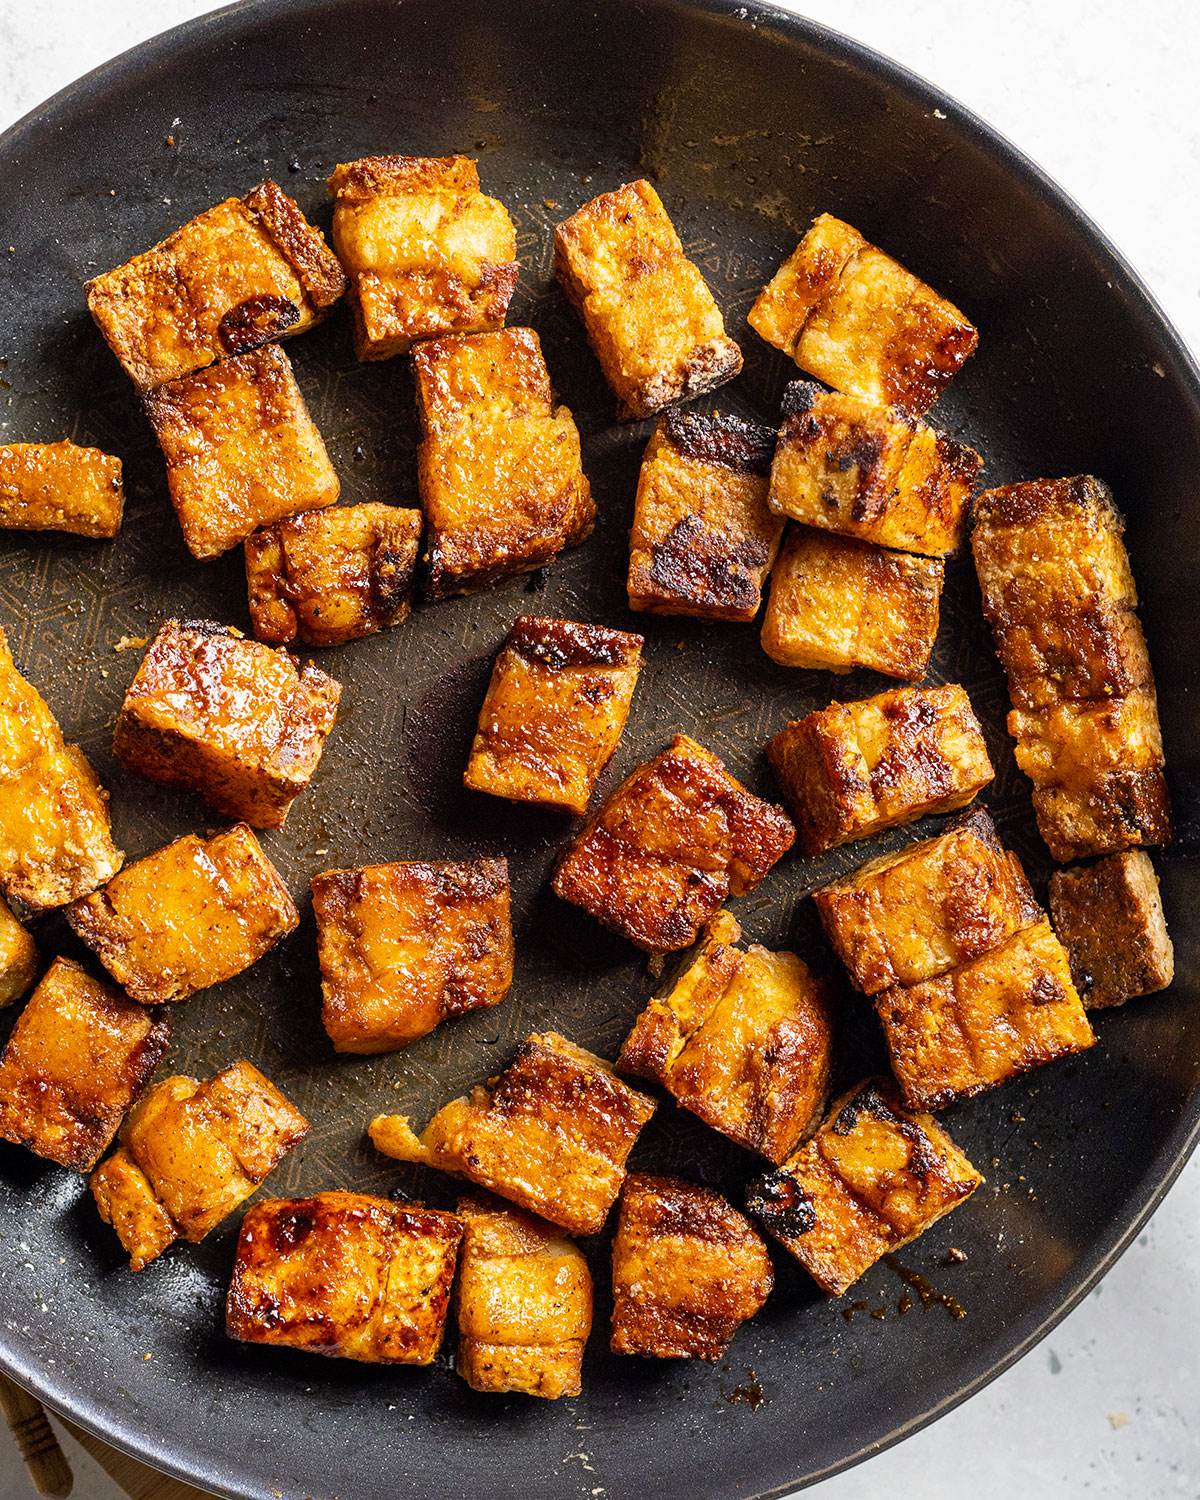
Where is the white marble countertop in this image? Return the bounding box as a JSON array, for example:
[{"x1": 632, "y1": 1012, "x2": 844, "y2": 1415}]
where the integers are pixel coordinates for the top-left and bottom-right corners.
[{"x1": 1, "y1": 1, "x2": 1198, "y2": 1497}]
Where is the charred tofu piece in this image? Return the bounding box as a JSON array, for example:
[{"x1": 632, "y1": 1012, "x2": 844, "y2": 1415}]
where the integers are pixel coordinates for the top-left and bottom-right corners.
[
  {"x1": 0, "y1": 441, "x2": 124, "y2": 538},
  {"x1": 761, "y1": 525, "x2": 943, "y2": 679},
  {"x1": 746, "y1": 1080, "x2": 981, "y2": 1295},
  {"x1": 113, "y1": 619, "x2": 341, "y2": 829},
  {"x1": 91, "y1": 1060, "x2": 309, "y2": 1270},
  {"x1": 464, "y1": 616, "x2": 644, "y2": 815},
  {"x1": 0, "y1": 626, "x2": 123, "y2": 915},
  {"x1": 618, "y1": 912, "x2": 833, "y2": 1164},
  {"x1": 748, "y1": 214, "x2": 978, "y2": 415},
  {"x1": 455, "y1": 1191, "x2": 593, "y2": 1398},
  {"x1": 85, "y1": 180, "x2": 346, "y2": 390},
  {"x1": 370, "y1": 1032, "x2": 656, "y2": 1236},
  {"x1": 67, "y1": 824, "x2": 298, "y2": 1004},
  {"x1": 311, "y1": 859, "x2": 513, "y2": 1053},
  {"x1": 0, "y1": 897, "x2": 36, "y2": 1006},
  {"x1": 554, "y1": 180, "x2": 742, "y2": 420},
  {"x1": 413, "y1": 328, "x2": 594, "y2": 596},
  {"x1": 144, "y1": 344, "x2": 339, "y2": 560},
  {"x1": 768, "y1": 683, "x2": 994, "y2": 856},
  {"x1": 244, "y1": 502, "x2": 422, "y2": 646},
  {"x1": 626, "y1": 409, "x2": 783, "y2": 621},
  {"x1": 0, "y1": 958, "x2": 168, "y2": 1171},
  {"x1": 328, "y1": 155, "x2": 518, "y2": 361},
  {"x1": 552, "y1": 734, "x2": 795, "y2": 953},
  {"x1": 1048, "y1": 850, "x2": 1174, "y2": 1010}
]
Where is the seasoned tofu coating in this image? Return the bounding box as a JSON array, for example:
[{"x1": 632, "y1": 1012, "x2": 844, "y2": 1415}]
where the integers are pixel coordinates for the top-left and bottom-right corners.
[
  {"x1": 618, "y1": 911, "x2": 833, "y2": 1165},
  {"x1": 626, "y1": 409, "x2": 783, "y2": 621},
  {"x1": 413, "y1": 328, "x2": 594, "y2": 597},
  {"x1": 455, "y1": 1191, "x2": 593, "y2": 1398},
  {"x1": 0, "y1": 626, "x2": 123, "y2": 916},
  {"x1": 0, "y1": 896, "x2": 36, "y2": 1006},
  {"x1": 464, "y1": 616, "x2": 644, "y2": 815},
  {"x1": 768, "y1": 683, "x2": 994, "y2": 856},
  {"x1": 0, "y1": 441, "x2": 124, "y2": 538},
  {"x1": 761, "y1": 525, "x2": 943, "y2": 679},
  {"x1": 554, "y1": 180, "x2": 742, "y2": 420},
  {"x1": 144, "y1": 344, "x2": 339, "y2": 560},
  {"x1": 328, "y1": 155, "x2": 518, "y2": 361},
  {"x1": 244, "y1": 502, "x2": 422, "y2": 646},
  {"x1": 813, "y1": 809, "x2": 1041, "y2": 995},
  {"x1": 226, "y1": 1192, "x2": 462, "y2": 1362},
  {"x1": 1048, "y1": 850, "x2": 1174, "y2": 1010},
  {"x1": 552, "y1": 734, "x2": 795, "y2": 953},
  {"x1": 311, "y1": 859, "x2": 513, "y2": 1054},
  {"x1": 370, "y1": 1032, "x2": 656, "y2": 1236},
  {"x1": 746, "y1": 1080, "x2": 981, "y2": 1296},
  {"x1": 748, "y1": 214, "x2": 978, "y2": 415},
  {"x1": 85, "y1": 179, "x2": 346, "y2": 390},
  {"x1": 113, "y1": 619, "x2": 341, "y2": 829},
  {"x1": 0, "y1": 958, "x2": 168, "y2": 1171},
  {"x1": 67, "y1": 824, "x2": 298, "y2": 1005},
  {"x1": 610, "y1": 1174, "x2": 773, "y2": 1360}
]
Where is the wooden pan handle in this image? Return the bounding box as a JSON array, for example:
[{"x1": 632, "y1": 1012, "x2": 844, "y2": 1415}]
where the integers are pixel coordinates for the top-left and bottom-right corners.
[{"x1": 0, "y1": 1370, "x2": 73, "y2": 1497}]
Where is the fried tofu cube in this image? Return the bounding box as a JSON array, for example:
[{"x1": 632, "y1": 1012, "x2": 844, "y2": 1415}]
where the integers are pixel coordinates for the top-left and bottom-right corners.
[
  {"x1": 1048, "y1": 850, "x2": 1174, "y2": 1009},
  {"x1": 745, "y1": 1080, "x2": 981, "y2": 1295},
  {"x1": 554, "y1": 180, "x2": 742, "y2": 420},
  {"x1": 85, "y1": 179, "x2": 346, "y2": 390},
  {"x1": 748, "y1": 214, "x2": 978, "y2": 415},
  {"x1": 370, "y1": 1032, "x2": 656, "y2": 1236},
  {"x1": 618, "y1": 911, "x2": 833, "y2": 1164},
  {"x1": 610, "y1": 1174, "x2": 773, "y2": 1360},
  {"x1": 0, "y1": 441, "x2": 124, "y2": 538},
  {"x1": 113, "y1": 619, "x2": 341, "y2": 829},
  {"x1": 66, "y1": 824, "x2": 298, "y2": 1004},
  {"x1": 552, "y1": 734, "x2": 795, "y2": 953},
  {"x1": 768, "y1": 683, "x2": 994, "y2": 856},
  {"x1": 244, "y1": 502, "x2": 422, "y2": 646},
  {"x1": 455, "y1": 1191, "x2": 593, "y2": 1398},
  {"x1": 464, "y1": 616, "x2": 644, "y2": 815},
  {"x1": 311, "y1": 859, "x2": 513, "y2": 1053},
  {"x1": 0, "y1": 897, "x2": 36, "y2": 1006},
  {"x1": 0, "y1": 958, "x2": 168, "y2": 1171},
  {"x1": 328, "y1": 155, "x2": 518, "y2": 361},
  {"x1": 761, "y1": 524, "x2": 943, "y2": 679}
]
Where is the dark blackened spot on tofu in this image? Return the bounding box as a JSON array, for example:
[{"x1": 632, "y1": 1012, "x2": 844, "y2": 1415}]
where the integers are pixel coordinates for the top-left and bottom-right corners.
[
  {"x1": 268, "y1": 1203, "x2": 317, "y2": 1253},
  {"x1": 1029, "y1": 972, "x2": 1066, "y2": 1007},
  {"x1": 648, "y1": 514, "x2": 768, "y2": 612},
  {"x1": 218, "y1": 294, "x2": 301, "y2": 355},
  {"x1": 372, "y1": 546, "x2": 418, "y2": 617},
  {"x1": 779, "y1": 380, "x2": 822, "y2": 421},
  {"x1": 507, "y1": 615, "x2": 642, "y2": 671},
  {"x1": 661, "y1": 408, "x2": 776, "y2": 476},
  {"x1": 746, "y1": 1169, "x2": 817, "y2": 1239}
]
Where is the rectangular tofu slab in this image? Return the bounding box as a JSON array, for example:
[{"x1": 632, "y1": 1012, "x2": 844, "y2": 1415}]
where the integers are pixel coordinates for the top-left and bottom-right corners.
[
  {"x1": 1048, "y1": 850, "x2": 1174, "y2": 1009},
  {"x1": 0, "y1": 896, "x2": 36, "y2": 1007},
  {"x1": 0, "y1": 441, "x2": 124, "y2": 538}
]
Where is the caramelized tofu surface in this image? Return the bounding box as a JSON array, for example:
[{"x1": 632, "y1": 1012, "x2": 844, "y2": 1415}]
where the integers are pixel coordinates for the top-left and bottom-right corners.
[
  {"x1": 464, "y1": 616, "x2": 643, "y2": 815},
  {"x1": 0, "y1": 896, "x2": 37, "y2": 1006},
  {"x1": 0, "y1": 441, "x2": 124, "y2": 538},
  {"x1": 552, "y1": 734, "x2": 795, "y2": 953},
  {"x1": 114, "y1": 619, "x2": 341, "y2": 829},
  {"x1": 370, "y1": 1032, "x2": 656, "y2": 1236},
  {"x1": 312, "y1": 859, "x2": 513, "y2": 1053},
  {"x1": 1049, "y1": 850, "x2": 1174, "y2": 1009},
  {"x1": 0, "y1": 958, "x2": 168, "y2": 1171},
  {"x1": 328, "y1": 155, "x2": 518, "y2": 360},
  {"x1": 554, "y1": 180, "x2": 742, "y2": 419},
  {"x1": 227, "y1": 1192, "x2": 462, "y2": 1363},
  {"x1": 611, "y1": 1174, "x2": 772, "y2": 1360},
  {"x1": 413, "y1": 329, "x2": 594, "y2": 596}
]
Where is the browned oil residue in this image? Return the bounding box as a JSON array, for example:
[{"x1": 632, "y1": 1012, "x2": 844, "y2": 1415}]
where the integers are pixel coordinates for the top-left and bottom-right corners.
[
  {"x1": 722, "y1": 1371, "x2": 766, "y2": 1410},
  {"x1": 885, "y1": 1255, "x2": 966, "y2": 1319}
]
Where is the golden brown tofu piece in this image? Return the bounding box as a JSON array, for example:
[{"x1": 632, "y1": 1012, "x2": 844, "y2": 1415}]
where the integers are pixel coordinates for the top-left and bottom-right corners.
[
  {"x1": 618, "y1": 912, "x2": 833, "y2": 1164},
  {"x1": 67, "y1": 824, "x2": 298, "y2": 1004},
  {"x1": 244, "y1": 502, "x2": 422, "y2": 646},
  {"x1": 0, "y1": 626, "x2": 123, "y2": 916},
  {"x1": 328, "y1": 155, "x2": 518, "y2": 361},
  {"x1": 626, "y1": 410, "x2": 782, "y2": 620},
  {"x1": 761, "y1": 525, "x2": 943, "y2": 679},
  {"x1": 1048, "y1": 850, "x2": 1174, "y2": 1010},
  {"x1": 0, "y1": 958, "x2": 168, "y2": 1171},
  {"x1": 0, "y1": 441, "x2": 124, "y2": 538},
  {"x1": 748, "y1": 214, "x2": 978, "y2": 416},
  {"x1": 552, "y1": 734, "x2": 795, "y2": 954},
  {"x1": 0, "y1": 896, "x2": 36, "y2": 1006},
  {"x1": 85, "y1": 180, "x2": 346, "y2": 390},
  {"x1": 370, "y1": 1033, "x2": 656, "y2": 1236},
  {"x1": 554, "y1": 180, "x2": 742, "y2": 420},
  {"x1": 113, "y1": 619, "x2": 341, "y2": 829},
  {"x1": 464, "y1": 616, "x2": 644, "y2": 815},
  {"x1": 455, "y1": 1191, "x2": 593, "y2": 1398},
  {"x1": 311, "y1": 859, "x2": 513, "y2": 1054},
  {"x1": 413, "y1": 328, "x2": 594, "y2": 596},
  {"x1": 768, "y1": 683, "x2": 994, "y2": 856}
]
